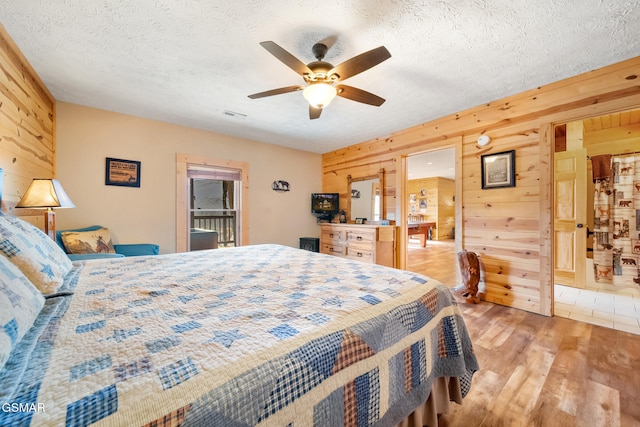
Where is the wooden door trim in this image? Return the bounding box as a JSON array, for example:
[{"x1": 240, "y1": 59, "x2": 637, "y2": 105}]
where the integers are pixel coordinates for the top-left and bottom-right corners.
[
  {"x1": 396, "y1": 154, "x2": 408, "y2": 270},
  {"x1": 540, "y1": 123, "x2": 554, "y2": 316}
]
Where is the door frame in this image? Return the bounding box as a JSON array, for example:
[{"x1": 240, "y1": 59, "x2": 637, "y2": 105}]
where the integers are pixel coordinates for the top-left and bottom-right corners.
[{"x1": 540, "y1": 97, "x2": 640, "y2": 316}]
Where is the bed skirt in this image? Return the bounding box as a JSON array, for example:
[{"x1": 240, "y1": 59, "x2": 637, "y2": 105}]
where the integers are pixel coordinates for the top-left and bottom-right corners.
[{"x1": 395, "y1": 377, "x2": 463, "y2": 427}]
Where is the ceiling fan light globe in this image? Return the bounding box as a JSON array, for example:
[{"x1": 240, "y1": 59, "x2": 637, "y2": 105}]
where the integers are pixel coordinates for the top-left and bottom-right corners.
[{"x1": 303, "y1": 83, "x2": 337, "y2": 108}]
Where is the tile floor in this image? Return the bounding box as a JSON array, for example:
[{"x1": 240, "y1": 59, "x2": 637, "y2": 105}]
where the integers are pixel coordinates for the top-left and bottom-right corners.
[{"x1": 554, "y1": 283, "x2": 640, "y2": 335}]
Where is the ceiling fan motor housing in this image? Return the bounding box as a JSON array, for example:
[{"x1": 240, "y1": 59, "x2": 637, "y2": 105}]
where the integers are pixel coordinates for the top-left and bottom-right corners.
[{"x1": 305, "y1": 61, "x2": 337, "y2": 83}]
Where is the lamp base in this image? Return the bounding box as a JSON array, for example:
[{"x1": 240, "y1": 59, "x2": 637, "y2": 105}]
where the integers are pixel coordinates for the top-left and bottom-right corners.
[{"x1": 44, "y1": 209, "x2": 56, "y2": 240}]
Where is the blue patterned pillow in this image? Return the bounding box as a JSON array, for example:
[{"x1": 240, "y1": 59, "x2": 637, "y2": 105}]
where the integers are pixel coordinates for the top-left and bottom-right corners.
[
  {"x1": 0, "y1": 215, "x2": 73, "y2": 294},
  {"x1": 0, "y1": 255, "x2": 45, "y2": 372}
]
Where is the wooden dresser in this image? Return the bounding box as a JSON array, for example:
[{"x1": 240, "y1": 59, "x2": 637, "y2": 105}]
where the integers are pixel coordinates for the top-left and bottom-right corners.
[{"x1": 319, "y1": 223, "x2": 397, "y2": 268}]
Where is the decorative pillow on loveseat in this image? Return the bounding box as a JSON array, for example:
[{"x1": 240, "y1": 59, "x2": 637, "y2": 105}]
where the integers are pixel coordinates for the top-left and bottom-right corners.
[
  {"x1": 0, "y1": 254, "x2": 45, "y2": 372},
  {"x1": 0, "y1": 215, "x2": 73, "y2": 294},
  {"x1": 61, "y1": 227, "x2": 116, "y2": 255}
]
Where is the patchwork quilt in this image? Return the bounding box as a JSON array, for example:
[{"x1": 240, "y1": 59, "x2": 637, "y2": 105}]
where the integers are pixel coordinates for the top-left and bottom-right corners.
[{"x1": 0, "y1": 244, "x2": 478, "y2": 426}]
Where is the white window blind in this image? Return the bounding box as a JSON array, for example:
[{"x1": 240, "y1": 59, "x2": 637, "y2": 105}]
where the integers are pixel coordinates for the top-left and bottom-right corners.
[{"x1": 187, "y1": 165, "x2": 241, "y2": 181}]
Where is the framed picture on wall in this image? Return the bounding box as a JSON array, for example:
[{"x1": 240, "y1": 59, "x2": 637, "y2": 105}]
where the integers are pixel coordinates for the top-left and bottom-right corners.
[
  {"x1": 481, "y1": 150, "x2": 515, "y2": 189},
  {"x1": 105, "y1": 157, "x2": 141, "y2": 187}
]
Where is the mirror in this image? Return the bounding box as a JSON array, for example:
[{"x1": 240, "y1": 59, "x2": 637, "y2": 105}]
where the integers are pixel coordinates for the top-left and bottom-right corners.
[{"x1": 348, "y1": 169, "x2": 384, "y2": 222}]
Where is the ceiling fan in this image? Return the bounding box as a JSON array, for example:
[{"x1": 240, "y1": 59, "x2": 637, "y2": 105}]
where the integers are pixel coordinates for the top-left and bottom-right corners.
[{"x1": 248, "y1": 41, "x2": 391, "y2": 119}]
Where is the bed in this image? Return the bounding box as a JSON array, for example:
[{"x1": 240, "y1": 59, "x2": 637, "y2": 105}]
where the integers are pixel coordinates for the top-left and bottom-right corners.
[{"x1": 0, "y1": 215, "x2": 478, "y2": 427}]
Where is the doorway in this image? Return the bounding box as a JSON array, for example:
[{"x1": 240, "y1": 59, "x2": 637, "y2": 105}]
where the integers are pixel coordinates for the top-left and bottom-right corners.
[
  {"x1": 552, "y1": 109, "x2": 640, "y2": 335},
  {"x1": 405, "y1": 148, "x2": 457, "y2": 286}
]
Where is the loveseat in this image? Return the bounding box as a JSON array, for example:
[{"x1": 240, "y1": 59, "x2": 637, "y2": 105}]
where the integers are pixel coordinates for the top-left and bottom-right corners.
[{"x1": 55, "y1": 225, "x2": 159, "y2": 261}]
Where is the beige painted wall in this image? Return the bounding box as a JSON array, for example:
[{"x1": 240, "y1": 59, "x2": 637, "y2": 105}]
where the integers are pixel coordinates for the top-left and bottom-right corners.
[{"x1": 55, "y1": 102, "x2": 322, "y2": 253}]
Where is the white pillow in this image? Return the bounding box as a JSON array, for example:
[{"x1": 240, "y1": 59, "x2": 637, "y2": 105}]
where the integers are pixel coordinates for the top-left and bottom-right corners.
[
  {"x1": 0, "y1": 215, "x2": 73, "y2": 294},
  {"x1": 0, "y1": 254, "x2": 45, "y2": 372}
]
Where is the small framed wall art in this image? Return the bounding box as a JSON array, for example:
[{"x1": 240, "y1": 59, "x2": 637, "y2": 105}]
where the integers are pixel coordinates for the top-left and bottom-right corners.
[
  {"x1": 481, "y1": 150, "x2": 515, "y2": 189},
  {"x1": 105, "y1": 157, "x2": 141, "y2": 187}
]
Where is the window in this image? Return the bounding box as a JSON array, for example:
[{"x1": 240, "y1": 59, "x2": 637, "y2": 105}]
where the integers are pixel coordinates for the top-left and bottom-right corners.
[
  {"x1": 189, "y1": 166, "x2": 240, "y2": 247},
  {"x1": 176, "y1": 154, "x2": 249, "y2": 252}
]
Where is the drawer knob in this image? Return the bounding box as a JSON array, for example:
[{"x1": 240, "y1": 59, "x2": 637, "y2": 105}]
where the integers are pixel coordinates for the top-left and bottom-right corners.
[
  {"x1": 357, "y1": 252, "x2": 363, "y2": 257},
  {"x1": 329, "y1": 233, "x2": 334, "y2": 238},
  {"x1": 356, "y1": 236, "x2": 363, "y2": 240}
]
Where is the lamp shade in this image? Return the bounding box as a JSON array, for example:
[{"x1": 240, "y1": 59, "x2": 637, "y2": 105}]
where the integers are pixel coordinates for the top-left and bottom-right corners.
[
  {"x1": 16, "y1": 179, "x2": 75, "y2": 209},
  {"x1": 303, "y1": 83, "x2": 337, "y2": 109}
]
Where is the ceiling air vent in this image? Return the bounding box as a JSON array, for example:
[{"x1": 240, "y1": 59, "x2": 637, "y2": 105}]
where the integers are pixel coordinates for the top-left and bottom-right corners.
[{"x1": 223, "y1": 110, "x2": 247, "y2": 119}]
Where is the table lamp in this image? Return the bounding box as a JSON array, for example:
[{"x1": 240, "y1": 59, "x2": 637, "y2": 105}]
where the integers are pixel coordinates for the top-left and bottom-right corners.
[{"x1": 16, "y1": 179, "x2": 75, "y2": 239}]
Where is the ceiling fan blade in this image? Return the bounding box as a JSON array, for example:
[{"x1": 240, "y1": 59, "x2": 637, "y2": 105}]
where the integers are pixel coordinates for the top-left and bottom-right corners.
[
  {"x1": 260, "y1": 41, "x2": 315, "y2": 78},
  {"x1": 309, "y1": 105, "x2": 322, "y2": 120},
  {"x1": 248, "y1": 85, "x2": 304, "y2": 99},
  {"x1": 328, "y1": 46, "x2": 391, "y2": 81},
  {"x1": 336, "y1": 85, "x2": 385, "y2": 106}
]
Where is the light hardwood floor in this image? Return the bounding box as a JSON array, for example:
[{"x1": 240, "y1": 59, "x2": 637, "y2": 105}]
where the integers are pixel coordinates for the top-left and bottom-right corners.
[
  {"x1": 406, "y1": 239, "x2": 640, "y2": 426},
  {"x1": 406, "y1": 239, "x2": 457, "y2": 287},
  {"x1": 441, "y1": 301, "x2": 640, "y2": 427}
]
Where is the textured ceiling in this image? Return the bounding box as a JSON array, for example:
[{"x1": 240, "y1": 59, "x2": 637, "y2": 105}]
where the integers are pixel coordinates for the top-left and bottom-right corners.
[{"x1": 1, "y1": 1, "x2": 639, "y2": 154}]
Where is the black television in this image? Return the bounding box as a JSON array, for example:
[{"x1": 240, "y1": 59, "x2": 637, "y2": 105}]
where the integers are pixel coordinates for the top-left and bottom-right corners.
[{"x1": 311, "y1": 193, "x2": 339, "y2": 219}]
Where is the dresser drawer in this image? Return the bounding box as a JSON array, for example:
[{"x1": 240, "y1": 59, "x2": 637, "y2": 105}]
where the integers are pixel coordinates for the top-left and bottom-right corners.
[
  {"x1": 347, "y1": 230, "x2": 376, "y2": 246},
  {"x1": 345, "y1": 247, "x2": 375, "y2": 263},
  {"x1": 320, "y1": 244, "x2": 346, "y2": 256},
  {"x1": 321, "y1": 229, "x2": 346, "y2": 245}
]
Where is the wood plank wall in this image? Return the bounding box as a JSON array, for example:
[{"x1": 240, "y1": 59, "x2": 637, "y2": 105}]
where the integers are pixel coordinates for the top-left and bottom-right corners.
[
  {"x1": 0, "y1": 24, "x2": 55, "y2": 222},
  {"x1": 322, "y1": 56, "x2": 640, "y2": 315},
  {"x1": 438, "y1": 178, "x2": 455, "y2": 240},
  {"x1": 407, "y1": 177, "x2": 455, "y2": 240}
]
